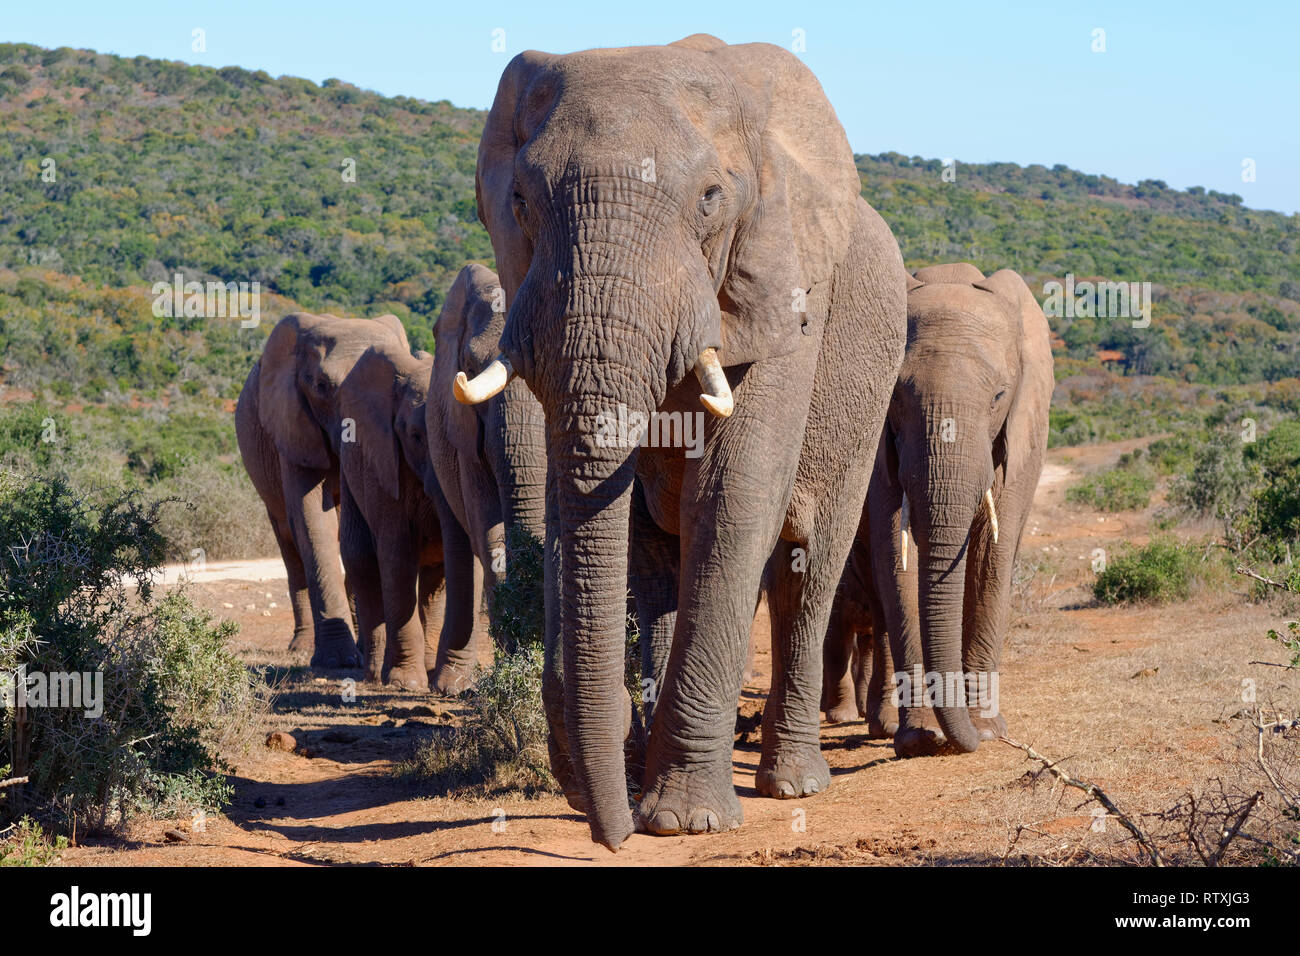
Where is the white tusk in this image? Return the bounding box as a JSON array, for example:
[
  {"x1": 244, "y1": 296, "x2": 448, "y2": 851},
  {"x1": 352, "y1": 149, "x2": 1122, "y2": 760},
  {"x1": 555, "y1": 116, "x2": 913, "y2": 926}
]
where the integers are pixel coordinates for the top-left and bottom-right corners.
[
  {"x1": 694, "y1": 348, "x2": 734, "y2": 418},
  {"x1": 984, "y1": 488, "x2": 999, "y2": 545},
  {"x1": 453, "y1": 356, "x2": 513, "y2": 405},
  {"x1": 900, "y1": 491, "x2": 909, "y2": 573}
]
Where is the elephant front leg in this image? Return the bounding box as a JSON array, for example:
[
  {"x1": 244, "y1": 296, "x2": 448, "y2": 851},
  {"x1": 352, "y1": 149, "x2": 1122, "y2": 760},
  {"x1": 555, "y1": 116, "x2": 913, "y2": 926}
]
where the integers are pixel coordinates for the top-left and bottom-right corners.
[
  {"x1": 758, "y1": 539, "x2": 841, "y2": 799},
  {"x1": 281, "y1": 463, "x2": 361, "y2": 669},
  {"x1": 857, "y1": 628, "x2": 899, "y2": 738},
  {"x1": 960, "y1": 489, "x2": 1025, "y2": 741},
  {"x1": 339, "y1": 484, "x2": 385, "y2": 683},
  {"x1": 428, "y1": 507, "x2": 480, "y2": 696},
  {"x1": 269, "y1": 510, "x2": 314, "y2": 655},
  {"x1": 379, "y1": 543, "x2": 428, "y2": 691}
]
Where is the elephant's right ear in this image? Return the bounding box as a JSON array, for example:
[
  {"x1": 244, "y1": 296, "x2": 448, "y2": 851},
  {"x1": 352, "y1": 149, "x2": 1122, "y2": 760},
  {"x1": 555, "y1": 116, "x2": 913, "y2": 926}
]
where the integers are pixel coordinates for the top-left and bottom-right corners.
[
  {"x1": 476, "y1": 51, "x2": 551, "y2": 305},
  {"x1": 257, "y1": 314, "x2": 333, "y2": 472}
]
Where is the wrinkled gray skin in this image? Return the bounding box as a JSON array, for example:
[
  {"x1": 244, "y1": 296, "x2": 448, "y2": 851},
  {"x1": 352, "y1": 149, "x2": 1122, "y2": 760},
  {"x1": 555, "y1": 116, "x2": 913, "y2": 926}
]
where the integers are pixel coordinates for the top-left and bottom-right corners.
[
  {"x1": 337, "y1": 345, "x2": 480, "y2": 692},
  {"x1": 235, "y1": 312, "x2": 409, "y2": 668},
  {"x1": 820, "y1": 507, "x2": 899, "y2": 737},
  {"x1": 427, "y1": 264, "x2": 548, "y2": 692},
  {"x1": 467, "y1": 34, "x2": 906, "y2": 849},
  {"x1": 866, "y1": 263, "x2": 1054, "y2": 757}
]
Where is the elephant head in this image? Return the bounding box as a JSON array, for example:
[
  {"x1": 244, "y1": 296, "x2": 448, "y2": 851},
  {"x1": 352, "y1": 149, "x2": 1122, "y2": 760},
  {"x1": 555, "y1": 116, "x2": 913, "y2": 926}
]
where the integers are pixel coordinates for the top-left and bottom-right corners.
[
  {"x1": 455, "y1": 35, "x2": 863, "y2": 848},
  {"x1": 339, "y1": 345, "x2": 435, "y2": 504},
  {"x1": 257, "y1": 311, "x2": 410, "y2": 466},
  {"x1": 882, "y1": 264, "x2": 1048, "y2": 752}
]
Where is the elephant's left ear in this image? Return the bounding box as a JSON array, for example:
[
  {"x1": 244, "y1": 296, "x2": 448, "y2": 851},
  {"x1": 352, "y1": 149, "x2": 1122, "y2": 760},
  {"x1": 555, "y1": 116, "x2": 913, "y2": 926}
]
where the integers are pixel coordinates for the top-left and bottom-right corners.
[
  {"x1": 705, "y1": 42, "x2": 862, "y2": 367},
  {"x1": 974, "y1": 269, "x2": 1055, "y2": 487},
  {"x1": 341, "y1": 348, "x2": 402, "y2": 501}
]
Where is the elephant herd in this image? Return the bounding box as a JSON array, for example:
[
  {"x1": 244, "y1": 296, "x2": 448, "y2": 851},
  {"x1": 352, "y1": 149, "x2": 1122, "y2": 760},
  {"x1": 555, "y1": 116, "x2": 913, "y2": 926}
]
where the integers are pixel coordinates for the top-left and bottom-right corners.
[{"x1": 236, "y1": 34, "x2": 1053, "y2": 850}]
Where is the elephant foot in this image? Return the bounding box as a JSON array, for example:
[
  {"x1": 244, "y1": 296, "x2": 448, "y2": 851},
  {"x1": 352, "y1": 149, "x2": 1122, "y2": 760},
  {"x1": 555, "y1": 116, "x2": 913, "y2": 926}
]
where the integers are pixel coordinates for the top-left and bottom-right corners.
[
  {"x1": 288, "y1": 628, "x2": 314, "y2": 655},
  {"x1": 384, "y1": 664, "x2": 429, "y2": 692},
  {"x1": 971, "y1": 712, "x2": 1006, "y2": 741},
  {"x1": 310, "y1": 636, "x2": 362, "y2": 670},
  {"x1": 428, "y1": 662, "x2": 476, "y2": 697},
  {"x1": 755, "y1": 743, "x2": 831, "y2": 799},
  {"x1": 637, "y1": 765, "x2": 743, "y2": 836},
  {"x1": 823, "y1": 700, "x2": 860, "y2": 725},
  {"x1": 865, "y1": 702, "x2": 900, "y2": 739}
]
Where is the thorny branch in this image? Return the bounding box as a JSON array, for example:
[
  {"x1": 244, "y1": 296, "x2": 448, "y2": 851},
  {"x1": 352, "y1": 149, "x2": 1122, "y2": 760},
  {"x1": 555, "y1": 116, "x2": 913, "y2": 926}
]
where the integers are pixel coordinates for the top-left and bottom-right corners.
[{"x1": 998, "y1": 735, "x2": 1165, "y2": 866}]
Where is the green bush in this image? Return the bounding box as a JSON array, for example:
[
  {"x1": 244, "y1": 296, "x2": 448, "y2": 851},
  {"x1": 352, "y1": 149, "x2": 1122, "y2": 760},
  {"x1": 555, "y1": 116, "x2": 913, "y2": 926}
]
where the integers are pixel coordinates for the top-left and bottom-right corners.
[
  {"x1": 1067, "y1": 455, "x2": 1156, "y2": 511},
  {"x1": 0, "y1": 471, "x2": 267, "y2": 832},
  {"x1": 0, "y1": 817, "x2": 67, "y2": 866},
  {"x1": 1093, "y1": 538, "x2": 1218, "y2": 605},
  {"x1": 395, "y1": 642, "x2": 556, "y2": 798}
]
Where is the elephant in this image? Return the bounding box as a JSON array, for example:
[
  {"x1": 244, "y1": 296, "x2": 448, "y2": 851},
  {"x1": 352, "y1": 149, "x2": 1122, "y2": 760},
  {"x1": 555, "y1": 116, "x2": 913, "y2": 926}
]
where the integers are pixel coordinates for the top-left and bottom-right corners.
[
  {"x1": 336, "y1": 344, "x2": 481, "y2": 692},
  {"x1": 454, "y1": 34, "x2": 908, "y2": 849},
  {"x1": 820, "y1": 506, "x2": 898, "y2": 737},
  {"x1": 428, "y1": 263, "x2": 549, "y2": 692},
  {"x1": 860, "y1": 262, "x2": 1053, "y2": 757},
  {"x1": 235, "y1": 311, "x2": 410, "y2": 668}
]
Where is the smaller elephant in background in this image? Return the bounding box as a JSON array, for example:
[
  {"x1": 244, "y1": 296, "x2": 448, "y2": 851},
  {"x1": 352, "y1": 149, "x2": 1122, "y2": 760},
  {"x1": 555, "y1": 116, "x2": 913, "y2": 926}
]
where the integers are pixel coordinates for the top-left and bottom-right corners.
[
  {"x1": 337, "y1": 345, "x2": 480, "y2": 691},
  {"x1": 235, "y1": 311, "x2": 410, "y2": 668},
  {"x1": 829, "y1": 263, "x2": 1053, "y2": 758}
]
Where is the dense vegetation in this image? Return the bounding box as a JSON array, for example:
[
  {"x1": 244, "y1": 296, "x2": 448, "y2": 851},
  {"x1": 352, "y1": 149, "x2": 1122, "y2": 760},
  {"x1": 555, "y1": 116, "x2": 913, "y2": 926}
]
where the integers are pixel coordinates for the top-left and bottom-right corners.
[{"x1": 0, "y1": 474, "x2": 266, "y2": 834}]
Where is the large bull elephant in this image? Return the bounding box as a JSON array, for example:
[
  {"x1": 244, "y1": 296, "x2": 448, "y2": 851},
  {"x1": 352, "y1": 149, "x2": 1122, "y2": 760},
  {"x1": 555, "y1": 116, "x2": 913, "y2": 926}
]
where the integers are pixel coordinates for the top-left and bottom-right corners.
[
  {"x1": 454, "y1": 34, "x2": 907, "y2": 849},
  {"x1": 336, "y1": 345, "x2": 479, "y2": 691},
  {"x1": 235, "y1": 311, "x2": 409, "y2": 668},
  {"x1": 428, "y1": 264, "x2": 549, "y2": 692},
  {"x1": 865, "y1": 263, "x2": 1053, "y2": 757}
]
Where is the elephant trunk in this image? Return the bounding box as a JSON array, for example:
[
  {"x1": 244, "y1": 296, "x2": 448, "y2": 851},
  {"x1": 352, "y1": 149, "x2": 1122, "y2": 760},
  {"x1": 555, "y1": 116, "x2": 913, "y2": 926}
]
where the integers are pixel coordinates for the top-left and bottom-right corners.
[
  {"x1": 912, "y1": 474, "x2": 983, "y2": 754},
  {"x1": 490, "y1": 378, "x2": 548, "y2": 544},
  {"x1": 551, "y1": 397, "x2": 638, "y2": 851}
]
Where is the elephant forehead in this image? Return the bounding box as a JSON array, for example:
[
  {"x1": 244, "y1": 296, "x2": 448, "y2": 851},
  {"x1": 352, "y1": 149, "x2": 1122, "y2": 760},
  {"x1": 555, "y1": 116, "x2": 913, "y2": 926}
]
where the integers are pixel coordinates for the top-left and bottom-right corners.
[
  {"x1": 907, "y1": 286, "x2": 1018, "y2": 336},
  {"x1": 518, "y1": 51, "x2": 737, "y2": 156}
]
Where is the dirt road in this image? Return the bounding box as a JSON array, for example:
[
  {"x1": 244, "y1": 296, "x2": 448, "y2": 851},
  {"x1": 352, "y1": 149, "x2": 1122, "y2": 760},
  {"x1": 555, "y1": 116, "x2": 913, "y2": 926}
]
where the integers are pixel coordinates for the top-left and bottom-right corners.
[{"x1": 64, "y1": 440, "x2": 1291, "y2": 865}]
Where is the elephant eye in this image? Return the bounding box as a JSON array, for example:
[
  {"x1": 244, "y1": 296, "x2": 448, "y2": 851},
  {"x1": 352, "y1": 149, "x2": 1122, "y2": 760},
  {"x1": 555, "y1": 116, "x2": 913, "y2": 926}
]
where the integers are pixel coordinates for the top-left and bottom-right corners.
[
  {"x1": 512, "y1": 190, "x2": 527, "y2": 211},
  {"x1": 699, "y1": 185, "x2": 723, "y2": 217},
  {"x1": 993, "y1": 389, "x2": 1007, "y2": 406}
]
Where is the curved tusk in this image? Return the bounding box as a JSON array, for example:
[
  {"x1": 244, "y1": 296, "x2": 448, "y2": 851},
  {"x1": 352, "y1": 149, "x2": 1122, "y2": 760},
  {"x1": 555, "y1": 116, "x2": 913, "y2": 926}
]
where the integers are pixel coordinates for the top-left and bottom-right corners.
[
  {"x1": 453, "y1": 356, "x2": 513, "y2": 405},
  {"x1": 900, "y1": 491, "x2": 909, "y2": 573},
  {"x1": 694, "y1": 348, "x2": 734, "y2": 418},
  {"x1": 984, "y1": 488, "x2": 999, "y2": 545}
]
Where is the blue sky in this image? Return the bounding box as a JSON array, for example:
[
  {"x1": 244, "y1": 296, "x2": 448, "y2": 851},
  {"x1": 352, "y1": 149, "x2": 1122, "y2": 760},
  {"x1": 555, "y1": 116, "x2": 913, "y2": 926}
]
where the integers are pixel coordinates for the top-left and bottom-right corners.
[{"x1": 6, "y1": 0, "x2": 1297, "y2": 213}]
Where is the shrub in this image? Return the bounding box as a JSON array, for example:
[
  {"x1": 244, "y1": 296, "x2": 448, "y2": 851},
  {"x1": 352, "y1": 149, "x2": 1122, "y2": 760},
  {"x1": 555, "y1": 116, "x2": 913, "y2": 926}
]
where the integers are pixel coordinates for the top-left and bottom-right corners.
[
  {"x1": 1067, "y1": 457, "x2": 1155, "y2": 511},
  {"x1": 0, "y1": 471, "x2": 267, "y2": 832},
  {"x1": 0, "y1": 817, "x2": 67, "y2": 866},
  {"x1": 150, "y1": 458, "x2": 277, "y2": 561},
  {"x1": 1093, "y1": 538, "x2": 1221, "y2": 604},
  {"x1": 395, "y1": 642, "x2": 556, "y2": 798},
  {"x1": 486, "y1": 525, "x2": 545, "y2": 653}
]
